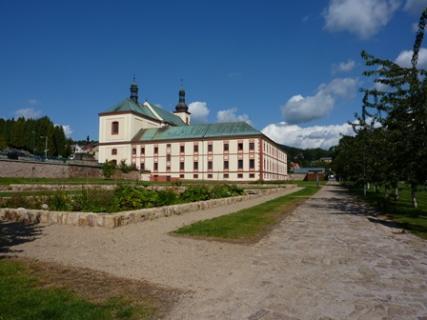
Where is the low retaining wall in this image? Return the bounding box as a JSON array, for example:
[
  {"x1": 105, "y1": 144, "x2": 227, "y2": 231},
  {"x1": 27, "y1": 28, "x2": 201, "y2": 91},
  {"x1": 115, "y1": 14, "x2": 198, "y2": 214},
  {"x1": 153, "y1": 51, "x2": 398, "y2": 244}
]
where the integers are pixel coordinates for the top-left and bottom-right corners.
[{"x1": 0, "y1": 187, "x2": 294, "y2": 229}]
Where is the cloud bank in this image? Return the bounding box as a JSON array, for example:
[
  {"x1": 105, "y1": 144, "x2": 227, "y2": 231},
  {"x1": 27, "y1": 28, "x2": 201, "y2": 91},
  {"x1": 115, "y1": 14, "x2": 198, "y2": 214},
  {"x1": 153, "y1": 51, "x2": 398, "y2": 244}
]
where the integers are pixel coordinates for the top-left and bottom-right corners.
[
  {"x1": 216, "y1": 108, "x2": 251, "y2": 124},
  {"x1": 323, "y1": 0, "x2": 400, "y2": 39},
  {"x1": 262, "y1": 121, "x2": 355, "y2": 149},
  {"x1": 281, "y1": 77, "x2": 358, "y2": 124},
  {"x1": 188, "y1": 101, "x2": 210, "y2": 123}
]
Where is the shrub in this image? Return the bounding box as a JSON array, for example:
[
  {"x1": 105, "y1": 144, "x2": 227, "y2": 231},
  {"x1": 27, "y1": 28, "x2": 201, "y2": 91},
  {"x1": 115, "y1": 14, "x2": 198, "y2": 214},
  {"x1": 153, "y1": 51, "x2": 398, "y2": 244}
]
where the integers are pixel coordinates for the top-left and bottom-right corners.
[
  {"x1": 102, "y1": 160, "x2": 116, "y2": 179},
  {"x1": 119, "y1": 160, "x2": 137, "y2": 173},
  {"x1": 180, "y1": 185, "x2": 211, "y2": 202},
  {"x1": 48, "y1": 190, "x2": 72, "y2": 211}
]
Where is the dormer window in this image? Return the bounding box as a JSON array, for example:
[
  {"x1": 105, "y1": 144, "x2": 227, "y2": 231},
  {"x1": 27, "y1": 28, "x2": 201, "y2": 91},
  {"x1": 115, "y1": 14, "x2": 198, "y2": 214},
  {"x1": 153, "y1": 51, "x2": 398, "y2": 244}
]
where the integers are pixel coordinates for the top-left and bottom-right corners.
[{"x1": 111, "y1": 121, "x2": 119, "y2": 135}]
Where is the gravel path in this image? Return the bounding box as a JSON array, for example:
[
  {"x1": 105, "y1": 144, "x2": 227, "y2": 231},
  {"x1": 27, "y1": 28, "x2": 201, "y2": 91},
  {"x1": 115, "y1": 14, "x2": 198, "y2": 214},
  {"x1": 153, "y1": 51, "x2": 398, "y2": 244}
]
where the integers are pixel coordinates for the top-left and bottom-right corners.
[{"x1": 8, "y1": 184, "x2": 427, "y2": 319}]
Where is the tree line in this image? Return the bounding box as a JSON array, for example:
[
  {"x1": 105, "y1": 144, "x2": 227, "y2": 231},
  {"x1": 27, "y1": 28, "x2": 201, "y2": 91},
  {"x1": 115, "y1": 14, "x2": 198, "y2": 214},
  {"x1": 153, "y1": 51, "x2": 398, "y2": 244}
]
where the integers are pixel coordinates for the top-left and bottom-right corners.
[
  {"x1": 0, "y1": 116, "x2": 72, "y2": 158},
  {"x1": 332, "y1": 9, "x2": 427, "y2": 208}
]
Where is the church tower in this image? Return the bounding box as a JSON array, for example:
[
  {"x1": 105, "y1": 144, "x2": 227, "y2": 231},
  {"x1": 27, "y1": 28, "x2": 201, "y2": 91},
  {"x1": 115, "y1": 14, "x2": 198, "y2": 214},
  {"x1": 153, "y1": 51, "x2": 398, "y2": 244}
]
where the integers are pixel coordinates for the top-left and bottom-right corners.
[{"x1": 173, "y1": 87, "x2": 191, "y2": 125}]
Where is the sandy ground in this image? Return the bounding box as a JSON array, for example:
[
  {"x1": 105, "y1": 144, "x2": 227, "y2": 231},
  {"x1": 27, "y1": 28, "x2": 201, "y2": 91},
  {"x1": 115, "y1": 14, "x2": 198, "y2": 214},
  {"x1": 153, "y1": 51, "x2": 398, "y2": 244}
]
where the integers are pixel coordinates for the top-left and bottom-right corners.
[{"x1": 7, "y1": 184, "x2": 427, "y2": 320}]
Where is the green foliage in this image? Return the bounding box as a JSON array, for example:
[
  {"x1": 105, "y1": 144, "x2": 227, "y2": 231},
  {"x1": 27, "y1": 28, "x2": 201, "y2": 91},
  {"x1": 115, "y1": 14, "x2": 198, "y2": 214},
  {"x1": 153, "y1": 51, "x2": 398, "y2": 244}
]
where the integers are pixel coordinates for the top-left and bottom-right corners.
[
  {"x1": 0, "y1": 259, "x2": 154, "y2": 320},
  {"x1": 0, "y1": 116, "x2": 69, "y2": 157},
  {"x1": 1, "y1": 184, "x2": 245, "y2": 213},
  {"x1": 333, "y1": 8, "x2": 427, "y2": 208},
  {"x1": 48, "y1": 190, "x2": 72, "y2": 211},
  {"x1": 119, "y1": 160, "x2": 137, "y2": 173},
  {"x1": 102, "y1": 160, "x2": 116, "y2": 179},
  {"x1": 180, "y1": 185, "x2": 211, "y2": 202},
  {"x1": 281, "y1": 144, "x2": 333, "y2": 167}
]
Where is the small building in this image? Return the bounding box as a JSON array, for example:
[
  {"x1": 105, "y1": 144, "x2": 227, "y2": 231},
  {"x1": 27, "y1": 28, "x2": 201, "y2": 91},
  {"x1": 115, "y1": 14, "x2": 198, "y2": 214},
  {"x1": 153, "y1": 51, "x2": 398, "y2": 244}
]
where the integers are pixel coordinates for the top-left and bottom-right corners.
[{"x1": 98, "y1": 82, "x2": 288, "y2": 181}]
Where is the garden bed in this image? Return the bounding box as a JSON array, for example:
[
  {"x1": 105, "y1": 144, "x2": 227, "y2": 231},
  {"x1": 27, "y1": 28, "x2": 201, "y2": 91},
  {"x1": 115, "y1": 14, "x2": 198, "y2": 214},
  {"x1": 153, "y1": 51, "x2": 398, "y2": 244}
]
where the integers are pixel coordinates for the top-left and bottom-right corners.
[{"x1": 0, "y1": 187, "x2": 292, "y2": 228}]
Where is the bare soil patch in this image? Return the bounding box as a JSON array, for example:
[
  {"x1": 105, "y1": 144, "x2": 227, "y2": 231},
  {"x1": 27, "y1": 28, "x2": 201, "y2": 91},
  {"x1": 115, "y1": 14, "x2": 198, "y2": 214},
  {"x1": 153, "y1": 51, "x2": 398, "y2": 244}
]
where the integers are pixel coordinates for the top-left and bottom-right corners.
[{"x1": 8, "y1": 257, "x2": 182, "y2": 319}]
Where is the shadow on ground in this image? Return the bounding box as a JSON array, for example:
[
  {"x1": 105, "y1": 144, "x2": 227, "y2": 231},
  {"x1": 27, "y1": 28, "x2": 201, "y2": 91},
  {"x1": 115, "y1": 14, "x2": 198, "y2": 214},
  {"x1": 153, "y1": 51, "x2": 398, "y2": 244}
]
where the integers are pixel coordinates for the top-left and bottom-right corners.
[
  {"x1": 0, "y1": 220, "x2": 42, "y2": 257},
  {"x1": 307, "y1": 185, "x2": 427, "y2": 237}
]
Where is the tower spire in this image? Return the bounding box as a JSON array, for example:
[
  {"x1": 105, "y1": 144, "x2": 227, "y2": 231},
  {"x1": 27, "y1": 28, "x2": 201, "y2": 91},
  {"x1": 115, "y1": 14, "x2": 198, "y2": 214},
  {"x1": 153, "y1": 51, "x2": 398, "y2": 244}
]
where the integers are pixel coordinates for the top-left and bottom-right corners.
[
  {"x1": 175, "y1": 84, "x2": 188, "y2": 113},
  {"x1": 130, "y1": 76, "x2": 139, "y2": 103}
]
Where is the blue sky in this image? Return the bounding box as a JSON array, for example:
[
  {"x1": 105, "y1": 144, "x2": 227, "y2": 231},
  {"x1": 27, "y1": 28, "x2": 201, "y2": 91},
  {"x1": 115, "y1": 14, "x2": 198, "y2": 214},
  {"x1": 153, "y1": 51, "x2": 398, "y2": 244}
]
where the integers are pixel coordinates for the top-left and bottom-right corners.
[{"x1": 0, "y1": 0, "x2": 425, "y2": 148}]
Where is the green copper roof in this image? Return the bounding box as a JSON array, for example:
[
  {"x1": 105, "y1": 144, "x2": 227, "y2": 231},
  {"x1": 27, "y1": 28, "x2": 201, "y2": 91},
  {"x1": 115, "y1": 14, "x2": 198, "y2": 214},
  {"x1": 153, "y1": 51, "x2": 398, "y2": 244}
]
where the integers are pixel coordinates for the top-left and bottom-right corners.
[
  {"x1": 102, "y1": 99, "x2": 185, "y2": 126},
  {"x1": 147, "y1": 103, "x2": 186, "y2": 126},
  {"x1": 133, "y1": 122, "x2": 261, "y2": 141}
]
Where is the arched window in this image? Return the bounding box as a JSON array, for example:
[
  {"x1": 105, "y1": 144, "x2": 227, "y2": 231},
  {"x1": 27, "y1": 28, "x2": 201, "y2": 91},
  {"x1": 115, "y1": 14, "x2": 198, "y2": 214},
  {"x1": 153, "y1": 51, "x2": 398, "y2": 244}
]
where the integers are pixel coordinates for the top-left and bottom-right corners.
[{"x1": 111, "y1": 121, "x2": 119, "y2": 135}]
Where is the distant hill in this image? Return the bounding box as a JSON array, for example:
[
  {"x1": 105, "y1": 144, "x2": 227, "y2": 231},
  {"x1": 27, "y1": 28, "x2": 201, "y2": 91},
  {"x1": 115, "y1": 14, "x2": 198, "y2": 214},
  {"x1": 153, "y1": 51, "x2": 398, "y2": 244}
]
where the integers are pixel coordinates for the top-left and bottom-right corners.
[{"x1": 280, "y1": 145, "x2": 333, "y2": 167}]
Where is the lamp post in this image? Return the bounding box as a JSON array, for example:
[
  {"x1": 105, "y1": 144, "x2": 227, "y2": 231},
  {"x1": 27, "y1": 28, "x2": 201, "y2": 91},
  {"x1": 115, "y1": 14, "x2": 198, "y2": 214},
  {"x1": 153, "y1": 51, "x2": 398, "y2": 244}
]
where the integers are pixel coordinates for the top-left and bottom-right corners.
[{"x1": 40, "y1": 135, "x2": 48, "y2": 160}]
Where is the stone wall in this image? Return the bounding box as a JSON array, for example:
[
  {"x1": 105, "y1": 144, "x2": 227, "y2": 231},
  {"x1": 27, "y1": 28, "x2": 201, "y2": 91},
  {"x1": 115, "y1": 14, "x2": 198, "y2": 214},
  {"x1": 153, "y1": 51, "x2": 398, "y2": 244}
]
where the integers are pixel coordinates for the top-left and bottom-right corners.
[
  {"x1": 0, "y1": 159, "x2": 101, "y2": 178},
  {"x1": 0, "y1": 187, "x2": 294, "y2": 229}
]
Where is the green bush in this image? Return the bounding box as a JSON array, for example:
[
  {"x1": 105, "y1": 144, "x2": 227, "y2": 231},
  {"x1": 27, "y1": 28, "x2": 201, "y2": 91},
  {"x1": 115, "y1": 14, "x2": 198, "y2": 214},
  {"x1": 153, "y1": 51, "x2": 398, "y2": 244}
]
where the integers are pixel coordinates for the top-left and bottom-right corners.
[
  {"x1": 48, "y1": 190, "x2": 72, "y2": 211},
  {"x1": 102, "y1": 160, "x2": 116, "y2": 179},
  {"x1": 180, "y1": 185, "x2": 211, "y2": 202}
]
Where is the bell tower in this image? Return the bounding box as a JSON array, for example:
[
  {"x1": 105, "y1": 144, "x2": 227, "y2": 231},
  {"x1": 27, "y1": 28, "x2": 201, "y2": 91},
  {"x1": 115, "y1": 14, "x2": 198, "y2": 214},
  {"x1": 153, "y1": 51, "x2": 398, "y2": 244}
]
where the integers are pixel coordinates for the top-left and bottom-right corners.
[{"x1": 173, "y1": 86, "x2": 191, "y2": 125}]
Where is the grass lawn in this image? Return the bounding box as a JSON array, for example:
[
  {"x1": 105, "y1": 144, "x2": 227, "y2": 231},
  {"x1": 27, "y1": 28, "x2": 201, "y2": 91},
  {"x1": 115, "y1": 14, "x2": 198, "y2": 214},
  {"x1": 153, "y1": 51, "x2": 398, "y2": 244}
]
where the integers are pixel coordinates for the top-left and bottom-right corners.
[
  {"x1": 0, "y1": 259, "x2": 157, "y2": 320},
  {"x1": 351, "y1": 183, "x2": 427, "y2": 239},
  {"x1": 173, "y1": 182, "x2": 321, "y2": 242}
]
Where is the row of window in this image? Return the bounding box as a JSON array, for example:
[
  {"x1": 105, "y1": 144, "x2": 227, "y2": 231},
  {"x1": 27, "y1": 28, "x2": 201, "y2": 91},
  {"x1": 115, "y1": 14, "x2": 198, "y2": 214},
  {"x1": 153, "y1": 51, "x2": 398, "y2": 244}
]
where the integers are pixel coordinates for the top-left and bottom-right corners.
[
  {"x1": 146, "y1": 159, "x2": 256, "y2": 172},
  {"x1": 130, "y1": 141, "x2": 256, "y2": 156},
  {"x1": 176, "y1": 173, "x2": 256, "y2": 179}
]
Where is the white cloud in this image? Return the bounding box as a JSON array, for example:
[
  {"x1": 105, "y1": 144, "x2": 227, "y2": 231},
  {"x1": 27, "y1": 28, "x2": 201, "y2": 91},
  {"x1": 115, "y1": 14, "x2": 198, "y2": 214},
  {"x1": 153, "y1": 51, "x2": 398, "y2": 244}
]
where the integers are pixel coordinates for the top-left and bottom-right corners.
[
  {"x1": 395, "y1": 48, "x2": 427, "y2": 68},
  {"x1": 188, "y1": 101, "x2": 210, "y2": 123},
  {"x1": 282, "y1": 77, "x2": 358, "y2": 124},
  {"x1": 61, "y1": 125, "x2": 72, "y2": 138},
  {"x1": 333, "y1": 59, "x2": 356, "y2": 73},
  {"x1": 404, "y1": 0, "x2": 427, "y2": 13},
  {"x1": 15, "y1": 108, "x2": 42, "y2": 119},
  {"x1": 323, "y1": 0, "x2": 400, "y2": 39},
  {"x1": 216, "y1": 108, "x2": 251, "y2": 124},
  {"x1": 262, "y1": 121, "x2": 355, "y2": 150}
]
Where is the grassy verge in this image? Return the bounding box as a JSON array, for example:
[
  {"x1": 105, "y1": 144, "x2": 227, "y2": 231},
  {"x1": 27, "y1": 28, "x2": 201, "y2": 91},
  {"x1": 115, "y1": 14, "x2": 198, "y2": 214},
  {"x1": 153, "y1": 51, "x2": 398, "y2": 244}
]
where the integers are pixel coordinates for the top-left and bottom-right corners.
[
  {"x1": 348, "y1": 183, "x2": 427, "y2": 239},
  {"x1": 173, "y1": 183, "x2": 321, "y2": 243},
  {"x1": 0, "y1": 259, "x2": 162, "y2": 320}
]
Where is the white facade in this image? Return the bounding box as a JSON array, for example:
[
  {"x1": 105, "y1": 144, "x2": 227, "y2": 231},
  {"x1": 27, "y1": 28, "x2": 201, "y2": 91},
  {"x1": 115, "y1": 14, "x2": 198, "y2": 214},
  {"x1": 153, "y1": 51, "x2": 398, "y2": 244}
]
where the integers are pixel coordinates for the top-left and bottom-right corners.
[{"x1": 98, "y1": 85, "x2": 287, "y2": 181}]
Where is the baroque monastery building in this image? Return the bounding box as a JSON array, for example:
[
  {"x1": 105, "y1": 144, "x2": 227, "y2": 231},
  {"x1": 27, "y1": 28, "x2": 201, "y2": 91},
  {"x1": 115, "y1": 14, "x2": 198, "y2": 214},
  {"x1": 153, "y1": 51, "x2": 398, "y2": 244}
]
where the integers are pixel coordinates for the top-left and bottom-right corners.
[{"x1": 98, "y1": 82, "x2": 287, "y2": 181}]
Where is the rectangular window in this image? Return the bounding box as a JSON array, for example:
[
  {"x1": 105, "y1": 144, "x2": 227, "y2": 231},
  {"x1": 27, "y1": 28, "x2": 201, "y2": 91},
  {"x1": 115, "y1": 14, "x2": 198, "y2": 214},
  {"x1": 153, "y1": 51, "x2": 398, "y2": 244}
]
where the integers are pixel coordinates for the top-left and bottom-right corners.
[
  {"x1": 194, "y1": 161, "x2": 198, "y2": 170},
  {"x1": 180, "y1": 145, "x2": 185, "y2": 153},
  {"x1": 238, "y1": 159, "x2": 243, "y2": 169},
  {"x1": 140, "y1": 163, "x2": 145, "y2": 171},
  {"x1": 111, "y1": 148, "x2": 117, "y2": 155},
  {"x1": 249, "y1": 142, "x2": 255, "y2": 150},
  {"x1": 167, "y1": 143, "x2": 171, "y2": 149},
  {"x1": 166, "y1": 154, "x2": 171, "y2": 162},
  {"x1": 208, "y1": 161, "x2": 213, "y2": 170},
  {"x1": 154, "y1": 146, "x2": 158, "y2": 154},
  {"x1": 166, "y1": 165, "x2": 171, "y2": 171},
  {"x1": 238, "y1": 142, "x2": 243, "y2": 151},
  {"x1": 180, "y1": 162, "x2": 184, "y2": 170},
  {"x1": 238, "y1": 173, "x2": 243, "y2": 179},
  {"x1": 249, "y1": 173, "x2": 255, "y2": 178},
  {"x1": 224, "y1": 143, "x2": 229, "y2": 152},
  {"x1": 224, "y1": 160, "x2": 229, "y2": 170},
  {"x1": 132, "y1": 148, "x2": 136, "y2": 155},
  {"x1": 111, "y1": 121, "x2": 119, "y2": 135},
  {"x1": 180, "y1": 174, "x2": 184, "y2": 179},
  {"x1": 208, "y1": 174, "x2": 213, "y2": 179},
  {"x1": 194, "y1": 144, "x2": 199, "y2": 153},
  {"x1": 154, "y1": 162, "x2": 158, "y2": 171},
  {"x1": 249, "y1": 159, "x2": 255, "y2": 169},
  {"x1": 193, "y1": 174, "x2": 198, "y2": 179},
  {"x1": 208, "y1": 144, "x2": 213, "y2": 152},
  {"x1": 141, "y1": 147, "x2": 145, "y2": 155},
  {"x1": 223, "y1": 173, "x2": 229, "y2": 179}
]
